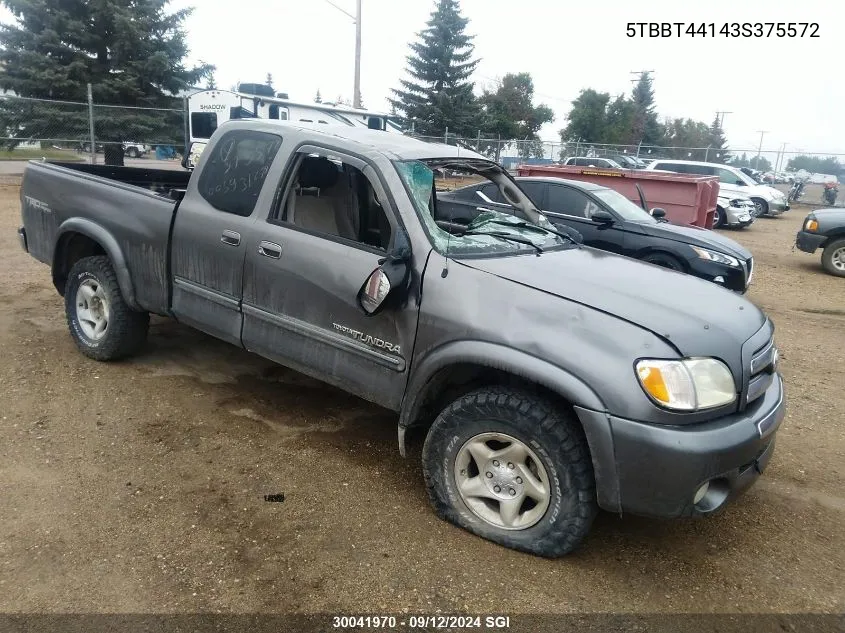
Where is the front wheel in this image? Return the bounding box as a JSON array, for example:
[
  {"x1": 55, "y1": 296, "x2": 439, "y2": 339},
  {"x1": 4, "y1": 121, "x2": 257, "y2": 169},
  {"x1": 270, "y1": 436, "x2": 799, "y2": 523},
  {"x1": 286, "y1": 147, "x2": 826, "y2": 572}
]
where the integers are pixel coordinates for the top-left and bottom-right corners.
[
  {"x1": 126, "y1": 147, "x2": 139, "y2": 158},
  {"x1": 65, "y1": 256, "x2": 150, "y2": 360},
  {"x1": 751, "y1": 198, "x2": 769, "y2": 217},
  {"x1": 821, "y1": 239, "x2": 845, "y2": 277},
  {"x1": 642, "y1": 252, "x2": 685, "y2": 272},
  {"x1": 422, "y1": 387, "x2": 597, "y2": 558},
  {"x1": 713, "y1": 206, "x2": 725, "y2": 229}
]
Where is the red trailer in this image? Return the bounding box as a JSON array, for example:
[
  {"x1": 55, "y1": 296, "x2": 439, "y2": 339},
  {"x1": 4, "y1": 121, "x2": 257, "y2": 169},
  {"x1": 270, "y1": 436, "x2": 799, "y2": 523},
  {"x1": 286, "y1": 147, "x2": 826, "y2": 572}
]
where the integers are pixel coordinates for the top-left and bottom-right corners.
[{"x1": 515, "y1": 164, "x2": 719, "y2": 229}]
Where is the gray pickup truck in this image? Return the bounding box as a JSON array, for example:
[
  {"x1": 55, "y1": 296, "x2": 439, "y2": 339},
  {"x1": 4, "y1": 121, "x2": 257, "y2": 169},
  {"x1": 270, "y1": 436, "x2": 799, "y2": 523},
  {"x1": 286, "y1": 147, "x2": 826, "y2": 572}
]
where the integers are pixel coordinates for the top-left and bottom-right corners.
[{"x1": 18, "y1": 120, "x2": 785, "y2": 557}]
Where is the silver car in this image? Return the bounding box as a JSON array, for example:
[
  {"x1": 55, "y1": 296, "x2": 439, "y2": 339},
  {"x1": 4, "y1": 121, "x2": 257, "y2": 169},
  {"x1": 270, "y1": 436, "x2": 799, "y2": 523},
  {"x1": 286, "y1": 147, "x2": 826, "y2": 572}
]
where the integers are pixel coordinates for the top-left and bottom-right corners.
[{"x1": 715, "y1": 195, "x2": 755, "y2": 229}]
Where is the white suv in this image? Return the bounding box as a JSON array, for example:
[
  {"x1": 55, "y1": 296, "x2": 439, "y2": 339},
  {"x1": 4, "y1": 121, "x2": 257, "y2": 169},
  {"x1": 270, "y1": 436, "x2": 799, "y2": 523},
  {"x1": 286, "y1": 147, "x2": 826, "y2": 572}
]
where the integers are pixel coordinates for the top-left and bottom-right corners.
[{"x1": 645, "y1": 159, "x2": 789, "y2": 217}]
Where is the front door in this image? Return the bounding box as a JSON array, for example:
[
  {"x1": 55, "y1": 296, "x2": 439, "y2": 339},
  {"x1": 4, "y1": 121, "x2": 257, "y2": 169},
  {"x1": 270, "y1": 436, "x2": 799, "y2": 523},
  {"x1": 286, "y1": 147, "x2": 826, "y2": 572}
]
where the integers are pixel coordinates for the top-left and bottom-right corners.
[
  {"x1": 241, "y1": 149, "x2": 418, "y2": 410},
  {"x1": 170, "y1": 128, "x2": 284, "y2": 346},
  {"x1": 544, "y1": 183, "x2": 627, "y2": 254}
]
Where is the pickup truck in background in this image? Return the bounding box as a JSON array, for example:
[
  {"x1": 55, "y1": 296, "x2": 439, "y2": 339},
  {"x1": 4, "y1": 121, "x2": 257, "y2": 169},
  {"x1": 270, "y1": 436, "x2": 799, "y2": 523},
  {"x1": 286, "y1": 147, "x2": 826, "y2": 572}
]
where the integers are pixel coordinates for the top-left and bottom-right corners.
[{"x1": 18, "y1": 120, "x2": 785, "y2": 557}]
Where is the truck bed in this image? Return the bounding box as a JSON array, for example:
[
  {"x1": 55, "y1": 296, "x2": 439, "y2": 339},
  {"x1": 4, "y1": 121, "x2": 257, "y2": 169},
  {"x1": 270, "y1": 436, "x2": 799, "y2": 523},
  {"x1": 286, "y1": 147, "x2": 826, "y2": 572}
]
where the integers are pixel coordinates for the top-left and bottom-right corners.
[
  {"x1": 20, "y1": 161, "x2": 185, "y2": 315},
  {"x1": 48, "y1": 162, "x2": 192, "y2": 201}
]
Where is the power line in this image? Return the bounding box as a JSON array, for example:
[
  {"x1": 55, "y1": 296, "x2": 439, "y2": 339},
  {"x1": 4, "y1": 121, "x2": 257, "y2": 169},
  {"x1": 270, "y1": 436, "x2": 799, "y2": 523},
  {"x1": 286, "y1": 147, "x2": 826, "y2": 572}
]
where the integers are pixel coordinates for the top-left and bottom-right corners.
[
  {"x1": 321, "y1": 0, "x2": 356, "y2": 21},
  {"x1": 715, "y1": 111, "x2": 732, "y2": 128}
]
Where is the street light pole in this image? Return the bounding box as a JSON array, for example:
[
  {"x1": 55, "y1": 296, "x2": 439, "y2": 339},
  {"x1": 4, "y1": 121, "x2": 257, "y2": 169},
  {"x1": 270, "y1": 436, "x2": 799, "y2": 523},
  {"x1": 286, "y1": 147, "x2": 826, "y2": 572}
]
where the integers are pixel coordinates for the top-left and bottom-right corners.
[
  {"x1": 353, "y1": 0, "x2": 362, "y2": 108},
  {"x1": 322, "y1": 0, "x2": 361, "y2": 108}
]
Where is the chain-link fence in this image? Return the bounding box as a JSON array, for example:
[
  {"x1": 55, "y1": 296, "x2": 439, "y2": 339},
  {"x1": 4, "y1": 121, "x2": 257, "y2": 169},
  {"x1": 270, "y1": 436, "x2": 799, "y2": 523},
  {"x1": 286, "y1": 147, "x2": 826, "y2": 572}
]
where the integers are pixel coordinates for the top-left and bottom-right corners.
[
  {"x1": 0, "y1": 91, "x2": 185, "y2": 164},
  {"x1": 409, "y1": 132, "x2": 842, "y2": 177}
]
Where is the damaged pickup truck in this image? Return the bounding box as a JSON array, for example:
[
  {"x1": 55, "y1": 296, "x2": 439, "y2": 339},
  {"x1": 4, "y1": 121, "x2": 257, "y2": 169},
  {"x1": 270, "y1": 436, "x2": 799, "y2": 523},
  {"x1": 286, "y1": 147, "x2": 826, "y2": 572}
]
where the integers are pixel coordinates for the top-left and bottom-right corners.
[{"x1": 18, "y1": 120, "x2": 785, "y2": 557}]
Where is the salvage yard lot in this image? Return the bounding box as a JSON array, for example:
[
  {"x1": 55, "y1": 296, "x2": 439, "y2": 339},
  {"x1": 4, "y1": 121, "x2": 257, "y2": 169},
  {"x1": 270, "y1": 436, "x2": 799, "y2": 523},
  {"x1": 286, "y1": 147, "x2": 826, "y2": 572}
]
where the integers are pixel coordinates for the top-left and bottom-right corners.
[{"x1": 0, "y1": 179, "x2": 842, "y2": 615}]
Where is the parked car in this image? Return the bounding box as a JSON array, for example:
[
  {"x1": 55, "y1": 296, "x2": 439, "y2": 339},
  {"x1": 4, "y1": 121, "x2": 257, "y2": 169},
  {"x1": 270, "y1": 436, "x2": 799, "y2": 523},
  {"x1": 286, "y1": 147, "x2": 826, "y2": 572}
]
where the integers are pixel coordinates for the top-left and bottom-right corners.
[
  {"x1": 645, "y1": 159, "x2": 789, "y2": 218},
  {"x1": 562, "y1": 156, "x2": 623, "y2": 169},
  {"x1": 609, "y1": 155, "x2": 646, "y2": 169},
  {"x1": 122, "y1": 142, "x2": 150, "y2": 158},
  {"x1": 715, "y1": 194, "x2": 756, "y2": 229},
  {"x1": 795, "y1": 208, "x2": 845, "y2": 276},
  {"x1": 17, "y1": 120, "x2": 785, "y2": 558},
  {"x1": 438, "y1": 176, "x2": 756, "y2": 292}
]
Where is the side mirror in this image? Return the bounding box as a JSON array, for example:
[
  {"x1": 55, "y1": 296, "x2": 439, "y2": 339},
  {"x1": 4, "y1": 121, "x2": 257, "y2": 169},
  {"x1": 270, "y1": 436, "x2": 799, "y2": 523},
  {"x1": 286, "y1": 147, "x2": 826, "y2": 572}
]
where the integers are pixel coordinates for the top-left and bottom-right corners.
[
  {"x1": 358, "y1": 238, "x2": 411, "y2": 315},
  {"x1": 591, "y1": 210, "x2": 615, "y2": 224},
  {"x1": 650, "y1": 208, "x2": 667, "y2": 218},
  {"x1": 183, "y1": 142, "x2": 207, "y2": 170}
]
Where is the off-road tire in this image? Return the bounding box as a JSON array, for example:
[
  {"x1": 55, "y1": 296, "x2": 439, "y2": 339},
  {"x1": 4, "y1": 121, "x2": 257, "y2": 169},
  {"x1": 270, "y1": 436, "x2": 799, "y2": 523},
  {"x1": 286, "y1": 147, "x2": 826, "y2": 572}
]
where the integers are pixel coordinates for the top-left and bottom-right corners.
[
  {"x1": 821, "y1": 238, "x2": 845, "y2": 277},
  {"x1": 422, "y1": 387, "x2": 597, "y2": 558},
  {"x1": 65, "y1": 255, "x2": 149, "y2": 361}
]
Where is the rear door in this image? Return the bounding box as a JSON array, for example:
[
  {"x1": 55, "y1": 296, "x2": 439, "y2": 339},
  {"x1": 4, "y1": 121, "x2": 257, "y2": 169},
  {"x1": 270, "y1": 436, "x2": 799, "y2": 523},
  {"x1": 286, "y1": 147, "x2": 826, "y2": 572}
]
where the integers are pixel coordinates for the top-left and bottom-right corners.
[
  {"x1": 170, "y1": 128, "x2": 284, "y2": 346},
  {"x1": 543, "y1": 183, "x2": 627, "y2": 254}
]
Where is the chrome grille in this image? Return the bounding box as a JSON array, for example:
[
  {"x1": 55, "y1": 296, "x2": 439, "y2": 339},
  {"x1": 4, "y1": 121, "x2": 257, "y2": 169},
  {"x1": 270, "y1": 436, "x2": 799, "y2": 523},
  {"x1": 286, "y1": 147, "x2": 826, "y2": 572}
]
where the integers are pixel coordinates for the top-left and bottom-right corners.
[{"x1": 746, "y1": 338, "x2": 777, "y2": 405}]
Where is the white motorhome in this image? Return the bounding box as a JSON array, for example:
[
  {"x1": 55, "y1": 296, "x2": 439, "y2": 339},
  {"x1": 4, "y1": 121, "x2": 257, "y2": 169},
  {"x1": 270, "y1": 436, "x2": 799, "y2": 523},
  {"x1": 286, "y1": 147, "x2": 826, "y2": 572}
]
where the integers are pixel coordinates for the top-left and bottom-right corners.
[{"x1": 186, "y1": 87, "x2": 403, "y2": 147}]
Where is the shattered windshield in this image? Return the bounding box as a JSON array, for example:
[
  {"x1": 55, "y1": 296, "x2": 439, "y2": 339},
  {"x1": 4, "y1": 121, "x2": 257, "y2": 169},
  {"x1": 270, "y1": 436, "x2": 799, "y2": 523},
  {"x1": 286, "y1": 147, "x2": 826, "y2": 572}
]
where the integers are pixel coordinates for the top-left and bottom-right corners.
[{"x1": 395, "y1": 159, "x2": 576, "y2": 257}]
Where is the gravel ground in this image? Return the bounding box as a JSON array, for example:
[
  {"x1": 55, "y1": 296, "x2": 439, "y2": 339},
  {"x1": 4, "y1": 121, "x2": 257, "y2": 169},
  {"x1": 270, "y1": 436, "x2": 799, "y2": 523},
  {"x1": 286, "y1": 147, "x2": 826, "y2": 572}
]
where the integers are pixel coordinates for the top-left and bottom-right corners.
[{"x1": 0, "y1": 182, "x2": 843, "y2": 623}]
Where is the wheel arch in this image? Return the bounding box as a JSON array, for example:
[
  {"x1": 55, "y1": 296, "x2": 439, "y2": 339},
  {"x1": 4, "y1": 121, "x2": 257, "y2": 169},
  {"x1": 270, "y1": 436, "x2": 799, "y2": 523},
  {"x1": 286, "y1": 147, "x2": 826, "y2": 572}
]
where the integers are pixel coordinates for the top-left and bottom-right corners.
[
  {"x1": 399, "y1": 341, "x2": 619, "y2": 512},
  {"x1": 52, "y1": 218, "x2": 139, "y2": 310}
]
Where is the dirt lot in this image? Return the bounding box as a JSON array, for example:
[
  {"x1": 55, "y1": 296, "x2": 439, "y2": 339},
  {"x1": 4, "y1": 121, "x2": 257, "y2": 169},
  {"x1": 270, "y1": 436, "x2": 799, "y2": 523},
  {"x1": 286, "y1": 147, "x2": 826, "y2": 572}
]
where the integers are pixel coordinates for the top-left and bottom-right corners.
[{"x1": 0, "y1": 180, "x2": 843, "y2": 620}]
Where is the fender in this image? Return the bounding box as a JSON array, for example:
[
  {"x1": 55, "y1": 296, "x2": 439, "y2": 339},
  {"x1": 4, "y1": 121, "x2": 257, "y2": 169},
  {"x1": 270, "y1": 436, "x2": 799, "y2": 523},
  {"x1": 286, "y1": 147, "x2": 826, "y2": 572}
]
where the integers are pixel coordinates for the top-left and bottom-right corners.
[
  {"x1": 53, "y1": 217, "x2": 140, "y2": 310},
  {"x1": 399, "y1": 339, "x2": 606, "y2": 437},
  {"x1": 398, "y1": 340, "x2": 620, "y2": 511}
]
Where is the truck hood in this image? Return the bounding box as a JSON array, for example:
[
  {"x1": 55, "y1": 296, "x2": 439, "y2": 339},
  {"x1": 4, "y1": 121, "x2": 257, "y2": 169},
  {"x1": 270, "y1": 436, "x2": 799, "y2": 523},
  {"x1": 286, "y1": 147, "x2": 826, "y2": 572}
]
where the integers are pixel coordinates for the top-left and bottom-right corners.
[
  {"x1": 641, "y1": 221, "x2": 752, "y2": 260},
  {"x1": 811, "y1": 207, "x2": 845, "y2": 224},
  {"x1": 458, "y1": 246, "x2": 766, "y2": 356}
]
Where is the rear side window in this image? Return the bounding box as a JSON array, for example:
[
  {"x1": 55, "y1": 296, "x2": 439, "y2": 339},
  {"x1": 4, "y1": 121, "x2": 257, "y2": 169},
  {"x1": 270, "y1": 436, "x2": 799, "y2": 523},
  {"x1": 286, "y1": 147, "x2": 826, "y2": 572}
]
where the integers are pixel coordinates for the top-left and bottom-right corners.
[
  {"x1": 197, "y1": 130, "x2": 283, "y2": 217},
  {"x1": 191, "y1": 112, "x2": 218, "y2": 140}
]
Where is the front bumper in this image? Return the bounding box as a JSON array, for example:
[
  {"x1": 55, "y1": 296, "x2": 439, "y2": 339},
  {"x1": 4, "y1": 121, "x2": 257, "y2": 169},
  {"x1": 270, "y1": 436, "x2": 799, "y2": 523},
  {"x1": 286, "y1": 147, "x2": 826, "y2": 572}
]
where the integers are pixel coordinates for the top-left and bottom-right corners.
[
  {"x1": 795, "y1": 230, "x2": 827, "y2": 254},
  {"x1": 688, "y1": 257, "x2": 749, "y2": 293},
  {"x1": 767, "y1": 199, "x2": 790, "y2": 214},
  {"x1": 724, "y1": 205, "x2": 755, "y2": 227},
  {"x1": 576, "y1": 374, "x2": 785, "y2": 518}
]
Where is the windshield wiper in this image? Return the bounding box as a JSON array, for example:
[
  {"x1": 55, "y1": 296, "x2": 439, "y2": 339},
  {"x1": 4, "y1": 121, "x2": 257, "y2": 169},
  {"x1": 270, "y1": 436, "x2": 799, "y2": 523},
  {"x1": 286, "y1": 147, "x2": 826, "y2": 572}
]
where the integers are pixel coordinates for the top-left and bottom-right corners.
[
  {"x1": 460, "y1": 229, "x2": 544, "y2": 254},
  {"x1": 475, "y1": 218, "x2": 580, "y2": 245}
]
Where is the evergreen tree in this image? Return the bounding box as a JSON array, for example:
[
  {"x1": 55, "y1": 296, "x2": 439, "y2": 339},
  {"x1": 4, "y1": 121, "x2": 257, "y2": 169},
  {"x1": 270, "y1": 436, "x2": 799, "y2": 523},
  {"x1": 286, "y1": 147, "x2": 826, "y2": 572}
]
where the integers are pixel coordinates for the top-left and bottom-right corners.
[
  {"x1": 390, "y1": 0, "x2": 480, "y2": 138},
  {"x1": 314, "y1": 89, "x2": 322, "y2": 103},
  {"x1": 0, "y1": 0, "x2": 212, "y2": 164},
  {"x1": 707, "y1": 114, "x2": 730, "y2": 163},
  {"x1": 630, "y1": 72, "x2": 662, "y2": 145}
]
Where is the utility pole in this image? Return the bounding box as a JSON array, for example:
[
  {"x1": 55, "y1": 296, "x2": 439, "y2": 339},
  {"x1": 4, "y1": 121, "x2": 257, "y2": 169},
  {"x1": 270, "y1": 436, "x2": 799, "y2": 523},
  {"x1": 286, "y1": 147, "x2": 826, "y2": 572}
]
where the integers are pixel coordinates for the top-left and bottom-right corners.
[
  {"x1": 755, "y1": 130, "x2": 768, "y2": 170},
  {"x1": 629, "y1": 70, "x2": 655, "y2": 82},
  {"x1": 323, "y1": 0, "x2": 362, "y2": 109},
  {"x1": 715, "y1": 111, "x2": 732, "y2": 128}
]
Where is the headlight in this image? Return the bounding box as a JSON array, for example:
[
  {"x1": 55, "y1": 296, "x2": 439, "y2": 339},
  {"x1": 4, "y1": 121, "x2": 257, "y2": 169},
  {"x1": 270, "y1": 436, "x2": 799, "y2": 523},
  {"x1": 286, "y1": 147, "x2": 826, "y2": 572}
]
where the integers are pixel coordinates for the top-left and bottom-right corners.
[
  {"x1": 729, "y1": 198, "x2": 746, "y2": 207},
  {"x1": 804, "y1": 216, "x2": 818, "y2": 232},
  {"x1": 636, "y1": 358, "x2": 736, "y2": 411},
  {"x1": 690, "y1": 245, "x2": 740, "y2": 267}
]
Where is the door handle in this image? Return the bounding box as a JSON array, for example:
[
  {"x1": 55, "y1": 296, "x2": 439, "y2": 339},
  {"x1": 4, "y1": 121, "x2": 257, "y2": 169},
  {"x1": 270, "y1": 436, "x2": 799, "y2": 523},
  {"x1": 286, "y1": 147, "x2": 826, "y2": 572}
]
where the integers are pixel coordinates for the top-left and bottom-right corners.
[
  {"x1": 258, "y1": 241, "x2": 282, "y2": 259},
  {"x1": 221, "y1": 230, "x2": 241, "y2": 246}
]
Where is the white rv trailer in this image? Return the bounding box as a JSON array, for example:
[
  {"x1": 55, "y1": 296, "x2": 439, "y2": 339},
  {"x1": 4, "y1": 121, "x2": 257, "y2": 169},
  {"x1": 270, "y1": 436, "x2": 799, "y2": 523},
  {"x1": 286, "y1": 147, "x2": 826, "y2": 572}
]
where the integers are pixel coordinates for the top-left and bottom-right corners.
[{"x1": 186, "y1": 88, "x2": 403, "y2": 147}]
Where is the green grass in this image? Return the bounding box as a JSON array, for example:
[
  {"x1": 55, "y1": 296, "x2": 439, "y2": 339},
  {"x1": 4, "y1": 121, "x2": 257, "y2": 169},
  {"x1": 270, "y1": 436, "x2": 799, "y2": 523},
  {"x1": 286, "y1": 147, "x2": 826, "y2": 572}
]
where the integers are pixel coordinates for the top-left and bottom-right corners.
[{"x1": 0, "y1": 148, "x2": 84, "y2": 161}]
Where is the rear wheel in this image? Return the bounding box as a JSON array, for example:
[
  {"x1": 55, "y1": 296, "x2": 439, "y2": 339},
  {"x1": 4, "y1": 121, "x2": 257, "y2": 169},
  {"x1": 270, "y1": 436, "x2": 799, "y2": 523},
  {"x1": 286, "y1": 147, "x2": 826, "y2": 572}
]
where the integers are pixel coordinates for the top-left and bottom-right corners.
[
  {"x1": 642, "y1": 252, "x2": 685, "y2": 272},
  {"x1": 422, "y1": 387, "x2": 597, "y2": 558},
  {"x1": 65, "y1": 256, "x2": 149, "y2": 360},
  {"x1": 821, "y1": 239, "x2": 845, "y2": 277},
  {"x1": 126, "y1": 147, "x2": 139, "y2": 158}
]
